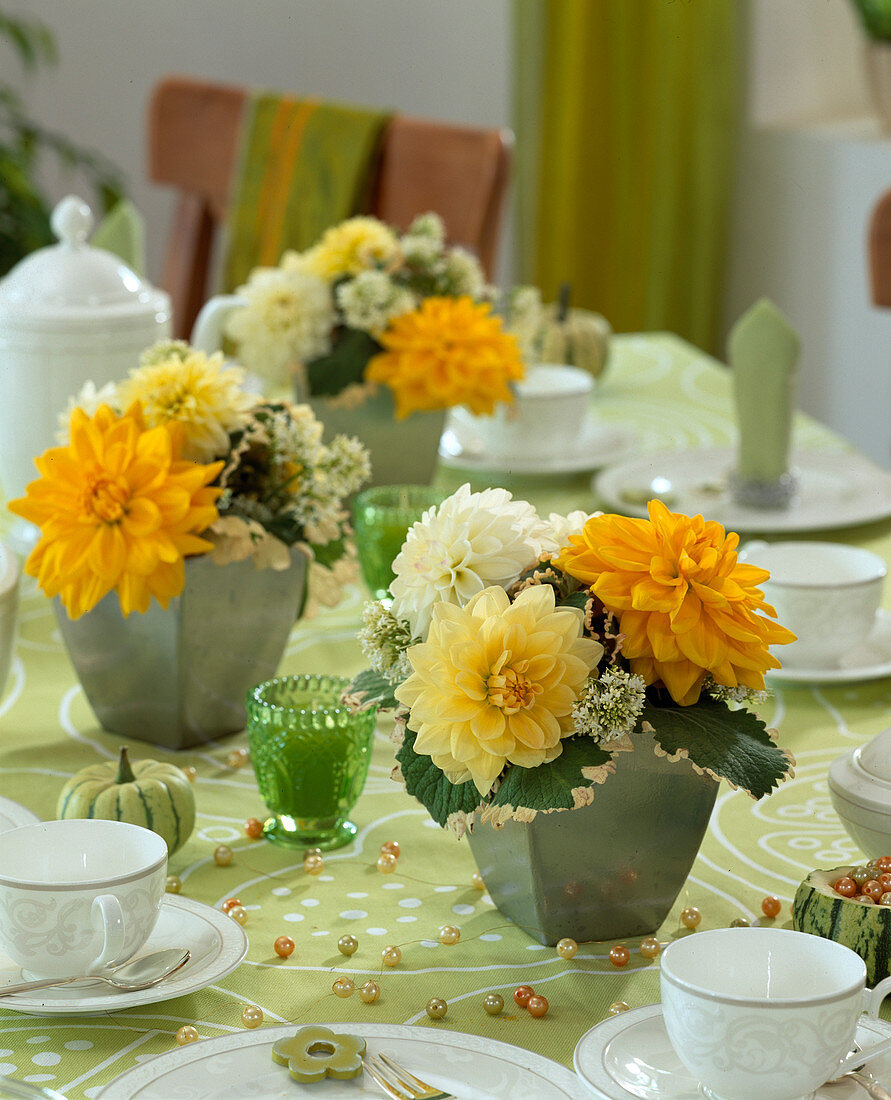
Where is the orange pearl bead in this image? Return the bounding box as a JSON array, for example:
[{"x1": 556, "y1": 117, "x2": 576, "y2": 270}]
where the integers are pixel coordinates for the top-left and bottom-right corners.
[
  {"x1": 222, "y1": 897, "x2": 242, "y2": 912},
  {"x1": 274, "y1": 935, "x2": 295, "y2": 958},
  {"x1": 228, "y1": 748, "x2": 249, "y2": 769},
  {"x1": 876, "y1": 856, "x2": 891, "y2": 873},
  {"x1": 865, "y1": 879, "x2": 885, "y2": 901},
  {"x1": 834, "y1": 876, "x2": 857, "y2": 898},
  {"x1": 761, "y1": 895, "x2": 782, "y2": 918},
  {"x1": 609, "y1": 945, "x2": 630, "y2": 967},
  {"x1": 639, "y1": 937, "x2": 661, "y2": 959},
  {"x1": 244, "y1": 817, "x2": 263, "y2": 839},
  {"x1": 514, "y1": 984, "x2": 534, "y2": 1007},
  {"x1": 680, "y1": 906, "x2": 702, "y2": 929},
  {"x1": 380, "y1": 840, "x2": 401, "y2": 858},
  {"x1": 527, "y1": 994, "x2": 549, "y2": 1017},
  {"x1": 180, "y1": 765, "x2": 197, "y2": 782}
]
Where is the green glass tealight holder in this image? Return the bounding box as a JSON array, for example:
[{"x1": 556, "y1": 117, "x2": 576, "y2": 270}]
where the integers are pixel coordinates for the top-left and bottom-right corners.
[
  {"x1": 352, "y1": 484, "x2": 447, "y2": 599},
  {"x1": 246, "y1": 674, "x2": 378, "y2": 850}
]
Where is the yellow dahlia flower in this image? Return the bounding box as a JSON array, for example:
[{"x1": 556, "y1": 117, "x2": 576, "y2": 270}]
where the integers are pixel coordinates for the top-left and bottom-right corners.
[
  {"x1": 365, "y1": 296, "x2": 524, "y2": 419},
  {"x1": 304, "y1": 216, "x2": 399, "y2": 280},
  {"x1": 9, "y1": 405, "x2": 223, "y2": 619},
  {"x1": 554, "y1": 500, "x2": 797, "y2": 706},
  {"x1": 118, "y1": 343, "x2": 254, "y2": 463},
  {"x1": 395, "y1": 585, "x2": 603, "y2": 796}
]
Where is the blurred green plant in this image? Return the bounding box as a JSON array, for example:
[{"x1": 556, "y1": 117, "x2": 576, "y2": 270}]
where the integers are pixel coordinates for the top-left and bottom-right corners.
[
  {"x1": 850, "y1": 0, "x2": 891, "y2": 40},
  {"x1": 0, "y1": 10, "x2": 124, "y2": 276}
]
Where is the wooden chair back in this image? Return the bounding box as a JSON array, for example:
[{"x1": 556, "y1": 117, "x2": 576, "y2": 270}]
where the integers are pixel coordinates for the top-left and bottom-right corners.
[
  {"x1": 148, "y1": 75, "x2": 513, "y2": 336},
  {"x1": 869, "y1": 187, "x2": 891, "y2": 308}
]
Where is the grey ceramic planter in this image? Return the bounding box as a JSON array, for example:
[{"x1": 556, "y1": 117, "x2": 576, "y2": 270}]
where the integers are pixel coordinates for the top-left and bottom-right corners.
[
  {"x1": 466, "y1": 736, "x2": 719, "y2": 945},
  {"x1": 309, "y1": 388, "x2": 445, "y2": 488},
  {"x1": 55, "y1": 550, "x2": 307, "y2": 750}
]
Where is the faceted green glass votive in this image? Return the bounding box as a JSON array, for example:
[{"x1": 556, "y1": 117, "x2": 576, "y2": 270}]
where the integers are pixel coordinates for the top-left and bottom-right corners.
[
  {"x1": 352, "y1": 484, "x2": 448, "y2": 599},
  {"x1": 246, "y1": 674, "x2": 378, "y2": 850}
]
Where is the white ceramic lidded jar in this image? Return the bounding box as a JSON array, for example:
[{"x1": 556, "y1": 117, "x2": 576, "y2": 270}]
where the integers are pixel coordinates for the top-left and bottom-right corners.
[{"x1": 0, "y1": 195, "x2": 171, "y2": 550}]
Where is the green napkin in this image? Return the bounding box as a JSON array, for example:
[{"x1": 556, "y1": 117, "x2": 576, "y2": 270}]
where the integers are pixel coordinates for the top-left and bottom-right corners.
[
  {"x1": 92, "y1": 199, "x2": 146, "y2": 276},
  {"x1": 728, "y1": 298, "x2": 800, "y2": 482}
]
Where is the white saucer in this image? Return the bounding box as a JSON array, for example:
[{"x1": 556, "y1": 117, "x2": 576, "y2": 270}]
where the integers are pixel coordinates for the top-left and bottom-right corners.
[
  {"x1": 0, "y1": 795, "x2": 38, "y2": 833},
  {"x1": 439, "y1": 412, "x2": 639, "y2": 474},
  {"x1": 573, "y1": 1002, "x2": 891, "y2": 1098},
  {"x1": 0, "y1": 894, "x2": 247, "y2": 1016},
  {"x1": 767, "y1": 608, "x2": 891, "y2": 684},
  {"x1": 594, "y1": 447, "x2": 891, "y2": 533},
  {"x1": 101, "y1": 1021, "x2": 583, "y2": 1098}
]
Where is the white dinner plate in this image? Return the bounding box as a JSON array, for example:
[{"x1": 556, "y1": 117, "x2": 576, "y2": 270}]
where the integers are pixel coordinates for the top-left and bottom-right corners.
[
  {"x1": 0, "y1": 795, "x2": 38, "y2": 832},
  {"x1": 594, "y1": 447, "x2": 891, "y2": 533},
  {"x1": 99, "y1": 1021, "x2": 583, "y2": 1098},
  {"x1": 440, "y1": 411, "x2": 639, "y2": 474},
  {"x1": 767, "y1": 607, "x2": 891, "y2": 684},
  {"x1": 0, "y1": 894, "x2": 246, "y2": 1016},
  {"x1": 573, "y1": 1002, "x2": 891, "y2": 1098}
]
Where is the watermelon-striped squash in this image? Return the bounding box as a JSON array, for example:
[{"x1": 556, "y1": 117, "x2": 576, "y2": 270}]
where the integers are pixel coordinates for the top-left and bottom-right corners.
[
  {"x1": 792, "y1": 866, "x2": 891, "y2": 985},
  {"x1": 57, "y1": 746, "x2": 196, "y2": 855}
]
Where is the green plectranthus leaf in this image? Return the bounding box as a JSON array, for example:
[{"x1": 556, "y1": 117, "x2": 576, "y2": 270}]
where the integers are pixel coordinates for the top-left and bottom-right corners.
[
  {"x1": 484, "y1": 737, "x2": 616, "y2": 825},
  {"x1": 345, "y1": 668, "x2": 399, "y2": 711},
  {"x1": 305, "y1": 328, "x2": 382, "y2": 396},
  {"x1": 642, "y1": 696, "x2": 793, "y2": 800},
  {"x1": 395, "y1": 727, "x2": 483, "y2": 828}
]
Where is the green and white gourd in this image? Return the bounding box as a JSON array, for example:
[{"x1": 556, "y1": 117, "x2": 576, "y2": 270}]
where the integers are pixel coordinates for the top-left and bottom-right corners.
[
  {"x1": 793, "y1": 866, "x2": 891, "y2": 985},
  {"x1": 56, "y1": 746, "x2": 196, "y2": 855}
]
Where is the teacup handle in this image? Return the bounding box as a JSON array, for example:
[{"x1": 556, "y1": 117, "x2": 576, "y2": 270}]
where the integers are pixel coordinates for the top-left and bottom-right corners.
[
  {"x1": 836, "y1": 976, "x2": 891, "y2": 1075},
  {"x1": 87, "y1": 893, "x2": 126, "y2": 974}
]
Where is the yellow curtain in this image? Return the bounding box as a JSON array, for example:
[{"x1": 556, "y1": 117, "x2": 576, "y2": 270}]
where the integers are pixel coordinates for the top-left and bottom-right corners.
[{"x1": 513, "y1": 0, "x2": 743, "y2": 354}]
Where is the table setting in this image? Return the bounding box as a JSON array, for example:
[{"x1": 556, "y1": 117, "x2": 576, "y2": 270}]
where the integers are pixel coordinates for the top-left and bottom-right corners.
[{"x1": 0, "y1": 202, "x2": 891, "y2": 1100}]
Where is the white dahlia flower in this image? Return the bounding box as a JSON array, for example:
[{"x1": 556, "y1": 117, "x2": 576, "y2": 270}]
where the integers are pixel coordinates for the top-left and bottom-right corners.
[{"x1": 389, "y1": 482, "x2": 553, "y2": 637}]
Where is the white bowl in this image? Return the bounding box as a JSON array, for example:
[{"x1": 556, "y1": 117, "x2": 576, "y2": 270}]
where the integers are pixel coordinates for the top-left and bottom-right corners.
[
  {"x1": 0, "y1": 543, "x2": 20, "y2": 698},
  {"x1": 829, "y1": 728, "x2": 891, "y2": 857}
]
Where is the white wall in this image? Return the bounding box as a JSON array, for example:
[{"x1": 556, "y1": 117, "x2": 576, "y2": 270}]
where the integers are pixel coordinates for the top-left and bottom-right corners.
[{"x1": 15, "y1": 0, "x2": 512, "y2": 285}]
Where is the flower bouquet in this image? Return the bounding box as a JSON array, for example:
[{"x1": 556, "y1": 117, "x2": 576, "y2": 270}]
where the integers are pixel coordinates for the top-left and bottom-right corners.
[
  {"x1": 8, "y1": 340, "x2": 370, "y2": 748},
  {"x1": 351, "y1": 485, "x2": 797, "y2": 940},
  {"x1": 218, "y1": 213, "x2": 541, "y2": 484}
]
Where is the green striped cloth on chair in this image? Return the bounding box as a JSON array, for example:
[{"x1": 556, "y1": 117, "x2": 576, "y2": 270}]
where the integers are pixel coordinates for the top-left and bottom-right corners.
[{"x1": 222, "y1": 93, "x2": 392, "y2": 291}]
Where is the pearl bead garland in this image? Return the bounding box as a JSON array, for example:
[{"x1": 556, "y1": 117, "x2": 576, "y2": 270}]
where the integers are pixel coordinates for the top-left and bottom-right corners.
[
  {"x1": 241, "y1": 1005, "x2": 263, "y2": 1028},
  {"x1": 439, "y1": 924, "x2": 460, "y2": 945},
  {"x1": 376, "y1": 853, "x2": 398, "y2": 874},
  {"x1": 332, "y1": 976, "x2": 355, "y2": 998},
  {"x1": 381, "y1": 945, "x2": 402, "y2": 967},
  {"x1": 359, "y1": 980, "x2": 380, "y2": 1003},
  {"x1": 165, "y1": 875, "x2": 182, "y2": 894},
  {"x1": 608, "y1": 945, "x2": 630, "y2": 967},
  {"x1": 228, "y1": 748, "x2": 249, "y2": 769},
  {"x1": 472, "y1": 871, "x2": 485, "y2": 891},
  {"x1": 608, "y1": 1001, "x2": 630, "y2": 1015},
  {"x1": 180, "y1": 765, "x2": 197, "y2": 782},
  {"x1": 176, "y1": 1025, "x2": 199, "y2": 1045},
  {"x1": 639, "y1": 937, "x2": 661, "y2": 959},
  {"x1": 426, "y1": 997, "x2": 447, "y2": 1020},
  {"x1": 303, "y1": 853, "x2": 325, "y2": 876},
  {"x1": 556, "y1": 937, "x2": 577, "y2": 959},
  {"x1": 274, "y1": 936, "x2": 295, "y2": 958},
  {"x1": 527, "y1": 994, "x2": 548, "y2": 1017},
  {"x1": 228, "y1": 905, "x2": 248, "y2": 925},
  {"x1": 244, "y1": 817, "x2": 263, "y2": 839},
  {"x1": 680, "y1": 906, "x2": 702, "y2": 929},
  {"x1": 483, "y1": 993, "x2": 504, "y2": 1015},
  {"x1": 338, "y1": 934, "x2": 359, "y2": 957},
  {"x1": 213, "y1": 845, "x2": 233, "y2": 867}
]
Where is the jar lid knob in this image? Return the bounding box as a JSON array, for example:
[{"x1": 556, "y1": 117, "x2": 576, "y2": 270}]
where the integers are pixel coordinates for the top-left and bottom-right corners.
[{"x1": 50, "y1": 195, "x2": 94, "y2": 247}]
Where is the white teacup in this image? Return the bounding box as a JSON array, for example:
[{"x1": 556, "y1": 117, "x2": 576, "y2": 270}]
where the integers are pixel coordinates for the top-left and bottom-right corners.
[
  {"x1": 660, "y1": 927, "x2": 891, "y2": 1100},
  {"x1": 0, "y1": 819, "x2": 167, "y2": 979},
  {"x1": 739, "y1": 539, "x2": 887, "y2": 668},
  {"x1": 468, "y1": 363, "x2": 593, "y2": 460}
]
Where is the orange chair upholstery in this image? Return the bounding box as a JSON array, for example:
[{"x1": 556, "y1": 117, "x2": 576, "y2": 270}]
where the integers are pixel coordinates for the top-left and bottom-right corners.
[{"x1": 148, "y1": 75, "x2": 513, "y2": 337}]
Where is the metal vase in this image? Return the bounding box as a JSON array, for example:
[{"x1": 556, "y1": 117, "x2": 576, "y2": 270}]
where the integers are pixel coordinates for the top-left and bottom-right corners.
[
  {"x1": 466, "y1": 736, "x2": 719, "y2": 945},
  {"x1": 54, "y1": 551, "x2": 307, "y2": 750},
  {"x1": 308, "y1": 388, "x2": 445, "y2": 488}
]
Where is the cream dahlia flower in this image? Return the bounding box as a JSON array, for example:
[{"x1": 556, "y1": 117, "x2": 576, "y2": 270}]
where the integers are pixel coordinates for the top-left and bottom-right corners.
[
  {"x1": 389, "y1": 483, "x2": 554, "y2": 637},
  {"x1": 224, "y1": 267, "x2": 334, "y2": 389},
  {"x1": 395, "y1": 585, "x2": 603, "y2": 796},
  {"x1": 119, "y1": 343, "x2": 255, "y2": 463}
]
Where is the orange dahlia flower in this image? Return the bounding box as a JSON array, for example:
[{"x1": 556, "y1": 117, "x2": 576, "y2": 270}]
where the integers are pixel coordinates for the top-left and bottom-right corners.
[
  {"x1": 364, "y1": 295, "x2": 524, "y2": 419},
  {"x1": 554, "y1": 501, "x2": 796, "y2": 706},
  {"x1": 9, "y1": 405, "x2": 223, "y2": 619}
]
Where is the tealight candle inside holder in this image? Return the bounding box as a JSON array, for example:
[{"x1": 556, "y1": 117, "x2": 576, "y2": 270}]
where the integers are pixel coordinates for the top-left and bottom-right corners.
[
  {"x1": 353, "y1": 485, "x2": 447, "y2": 599},
  {"x1": 246, "y1": 674, "x2": 378, "y2": 850}
]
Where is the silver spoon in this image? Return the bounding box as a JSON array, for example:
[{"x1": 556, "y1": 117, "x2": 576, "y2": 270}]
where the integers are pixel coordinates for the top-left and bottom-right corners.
[
  {"x1": 827, "y1": 1068, "x2": 891, "y2": 1098},
  {"x1": 0, "y1": 947, "x2": 190, "y2": 996}
]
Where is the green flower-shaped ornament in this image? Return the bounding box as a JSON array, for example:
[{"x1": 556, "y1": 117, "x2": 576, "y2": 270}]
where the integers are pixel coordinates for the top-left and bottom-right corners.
[{"x1": 271, "y1": 1026, "x2": 366, "y2": 1082}]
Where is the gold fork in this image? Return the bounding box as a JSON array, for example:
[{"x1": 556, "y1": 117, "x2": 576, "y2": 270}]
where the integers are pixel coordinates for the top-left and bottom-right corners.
[{"x1": 362, "y1": 1052, "x2": 456, "y2": 1100}]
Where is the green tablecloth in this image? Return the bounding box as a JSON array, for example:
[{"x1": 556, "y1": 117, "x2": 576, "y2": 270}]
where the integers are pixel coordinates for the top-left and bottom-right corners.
[{"x1": 1, "y1": 333, "x2": 890, "y2": 1098}]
